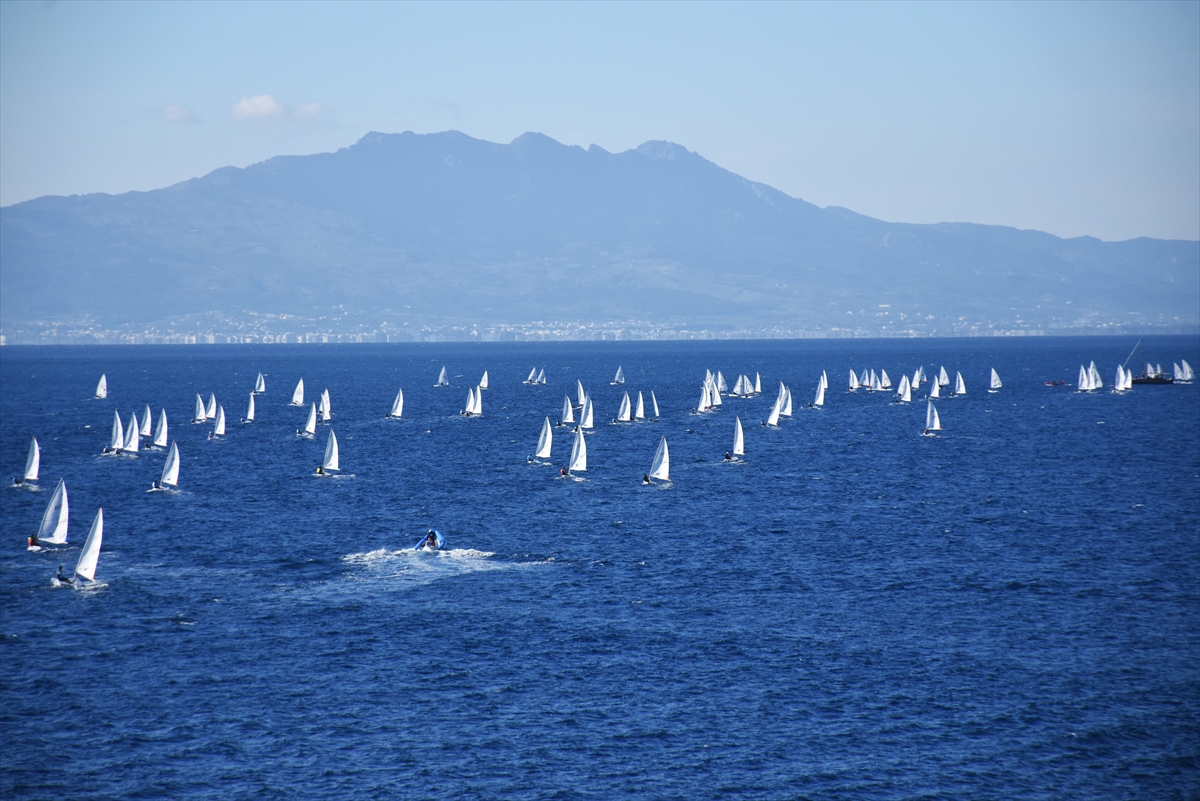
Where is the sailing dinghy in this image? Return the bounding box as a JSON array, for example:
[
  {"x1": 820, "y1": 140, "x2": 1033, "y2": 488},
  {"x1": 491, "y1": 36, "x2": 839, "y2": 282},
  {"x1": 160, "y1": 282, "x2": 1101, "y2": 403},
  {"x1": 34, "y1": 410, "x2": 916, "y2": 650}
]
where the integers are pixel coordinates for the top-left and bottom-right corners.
[
  {"x1": 319, "y1": 389, "x2": 332, "y2": 421},
  {"x1": 95, "y1": 374, "x2": 108, "y2": 399},
  {"x1": 612, "y1": 366, "x2": 625, "y2": 385},
  {"x1": 316, "y1": 429, "x2": 339, "y2": 475},
  {"x1": 140, "y1": 405, "x2": 153, "y2": 436},
  {"x1": 122, "y1": 412, "x2": 140, "y2": 454},
  {"x1": 16, "y1": 437, "x2": 40, "y2": 485},
  {"x1": 614, "y1": 392, "x2": 632, "y2": 423},
  {"x1": 151, "y1": 441, "x2": 180, "y2": 490},
  {"x1": 386, "y1": 388, "x2": 404, "y2": 419},
  {"x1": 210, "y1": 406, "x2": 226, "y2": 439},
  {"x1": 32, "y1": 478, "x2": 68, "y2": 549},
  {"x1": 255, "y1": 373, "x2": 266, "y2": 394},
  {"x1": 558, "y1": 395, "x2": 575, "y2": 427},
  {"x1": 58, "y1": 509, "x2": 103, "y2": 587},
  {"x1": 105, "y1": 410, "x2": 124, "y2": 454},
  {"x1": 205, "y1": 394, "x2": 217, "y2": 419},
  {"x1": 564, "y1": 427, "x2": 587, "y2": 477},
  {"x1": 952, "y1": 372, "x2": 966, "y2": 397},
  {"x1": 461, "y1": 386, "x2": 482, "y2": 417},
  {"x1": 579, "y1": 396, "x2": 595, "y2": 430},
  {"x1": 930, "y1": 380, "x2": 941, "y2": 399},
  {"x1": 923, "y1": 401, "x2": 942, "y2": 437},
  {"x1": 575, "y1": 380, "x2": 587, "y2": 408},
  {"x1": 813, "y1": 378, "x2": 827, "y2": 407},
  {"x1": 728, "y1": 417, "x2": 745, "y2": 461},
  {"x1": 989, "y1": 369, "x2": 1002, "y2": 393},
  {"x1": 532, "y1": 417, "x2": 553, "y2": 461},
  {"x1": 192, "y1": 394, "x2": 207, "y2": 424},
  {"x1": 895, "y1": 375, "x2": 911, "y2": 404},
  {"x1": 635, "y1": 391, "x2": 646, "y2": 421},
  {"x1": 536, "y1": 368, "x2": 546, "y2": 384},
  {"x1": 290, "y1": 379, "x2": 305, "y2": 406},
  {"x1": 645, "y1": 436, "x2": 670, "y2": 484},
  {"x1": 524, "y1": 367, "x2": 538, "y2": 385},
  {"x1": 435, "y1": 366, "x2": 450, "y2": 387},
  {"x1": 479, "y1": 371, "x2": 489, "y2": 390},
  {"x1": 848, "y1": 369, "x2": 860, "y2": 391},
  {"x1": 650, "y1": 391, "x2": 661, "y2": 421},
  {"x1": 299, "y1": 403, "x2": 318, "y2": 437},
  {"x1": 242, "y1": 393, "x2": 255, "y2": 423}
]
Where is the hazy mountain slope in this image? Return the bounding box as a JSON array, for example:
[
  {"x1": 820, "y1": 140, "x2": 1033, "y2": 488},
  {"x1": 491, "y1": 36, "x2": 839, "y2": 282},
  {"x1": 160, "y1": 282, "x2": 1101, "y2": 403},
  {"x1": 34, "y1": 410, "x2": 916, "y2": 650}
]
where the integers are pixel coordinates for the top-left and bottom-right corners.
[{"x1": 2, "y1": 130, "x2": 1196, "y2": 333}]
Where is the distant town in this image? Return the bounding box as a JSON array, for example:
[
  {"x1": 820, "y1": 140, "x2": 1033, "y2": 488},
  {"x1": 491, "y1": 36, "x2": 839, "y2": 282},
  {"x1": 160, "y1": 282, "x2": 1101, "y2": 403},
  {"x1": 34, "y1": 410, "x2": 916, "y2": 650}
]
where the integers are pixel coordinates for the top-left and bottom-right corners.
[{"x1": 1, "y1": 308, "x2": 1194, "y2": 346}]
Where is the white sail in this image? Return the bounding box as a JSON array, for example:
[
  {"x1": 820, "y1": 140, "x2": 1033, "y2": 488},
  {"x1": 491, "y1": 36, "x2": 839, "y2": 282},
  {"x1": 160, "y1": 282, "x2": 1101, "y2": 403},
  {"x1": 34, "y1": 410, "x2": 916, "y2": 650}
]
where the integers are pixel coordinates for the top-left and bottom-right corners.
[
  {"x1": 245, "y1": 393, "x2": 255, "y2": 422},
  {"x1": 537, "y1": 368, "x2": 546, "y2": 384},
  {"x1": 23, "y1": 437, "x2": 40, "y2": 481},
  {"x1": 919, "y1": 366, "x2": 927, "y2": 383},
  {"x1": 814, "y1": 379, "x2": 826, "y2": 407},
  {"x1": 388, "y1": 388, "x2": 404, "y2": 419},
  {"x1": 925, "y1": 401, "x2": 942, "y2": 433},
  {"x1": 1077, "y1": 365, "x2": 1091, "y2": 391},
  {"x1": 732, "y1": 374, "x2": 746, "y2": 396},
  {"x1": 880, "y1": 370, "x2": 892, "y2": 390},
  {"x1": 930, "y1": 380, "x2": 941, "y2": 399},
  {"x1": 568, "y1": 427, "x2": 587, "y2": 472},
  {"x1": 320, "y1": 389, "x2": 332, "y2": 421},
  {"x1": 161, "y1": 441, "x2": 180, "y2": 487},
  {"x1": 821, "y1": 370, "x2": 829, "y2": 391},
  {"x1": 613, "y1": 366, "x2": 625, "y2": 385},
  {"x1": 938, "y1": 366, "x2": 950, "y2": 386},
  {"x1": 912, "y1": 368, "x2": 921, "y2": 387},
  {"x1": 651, "y1": 391, "x2": 661, "y2": 419},
  {"x1": 153, "y1": 409, "x2": 168, "y2": 448},
  {"x1": 479, "y1": 370, "x2": 489, "y2": 390},
  {"x1": 580, "y1": 396, "x2": 594, "y2": 429},
  {"x1": 1089, "y1": 361, "x2": 1103, "y2": 390},
  {"x1": 616, "y1": 392, "x2": 632, "y2": 422},
  {"x1": 525, "y1": 367, "x2": 538, "y2": 384},
  {"x1": 213, "y1": 406, "x2": 226, "y2": 437},
  {"x1": 322, "y1": 429, "x2": 339, "y2": 471},
  {"x1": 1181, "y1": 360, "x2": 1194, "y2": 381},
  {"x1": 716, "y1": 372, "x2": 728, "y2": 394},
  {"x1": 255, "y1": 372, "x2": 266, "y2": 394},
  {"x1": 954, "y1": 372, "x2": 966, "y2": 396},
  {"x1": 205, "y1": 393, "x2": 217, "y2": 419},
  {"x1": 870, "y1": 370, "x2": 881, "y2": 392},
  {"x1": 535, "y1": 417, "x2": 553, "y2": 459},
  {"x1": 989, "y1": 368, "x2": 1002, "y2": 391},
  {"x1": 766, "y1": 394, "x2": 782, "y2": 427},
  {"x1": 192, "y1": 394, "x2": 206, "y2": 424},
  {"x1": 436, "y1": 366, "x2": 449, "y2": 387},
  {"x1": 109, "y1": 411, "x2": 124, "y2": 450},
  {"x1": 849, "y1": 369, "x2": 860, "y2": 391},
  {"x1": 635, "y1": 391, "x2": 645, "y2": 420},
  {"x1": 123, "y1": 412, "x2": 139, "y2": 452},
  {"x1": 37, "y1": 478, "x2": 69, "y2": 544},
  {"x1": 291, "y1": 378, "x2": 304, "y2": 406},
  {"x1": 576, "y1": 380, "x2": 587, "y2": 408},
  {"x1": 95, "y1": 374, "x2": 107, "y2": 399},
  {"x1": 896, "y1": 375, "x2": 911, "y2": 403},
  {"x1": 1172, "y1": 363, "x2": 1183, "y2": 382},
  {"x1": 859, "y1": 368, "x2": 870, "y2": 387},
  {"x1": 73, "y1": 509, "x2": 103, "y2": 582},
  {"x1": 754, "y1": 373, "x2": 762, "y2": 394},
  {"x1": 781, "y1": 386, "x2": 793, "y2": 417},
  {"x1": 470, "y1": 386, "x2": 483, "y2": 415},
  {"x1": 464, "y1": 387, "x2": 476, "y2": 415},
  {"x1": 140, "y1": 405, "x2": 153, "y2": 436},
  {"x1": 732, "y1": 417, "x2": 744, "y2": 457},
  {"x1": 1123, "y1": 366, "x2": 1133, "y2": 390},
  {"x1": 304, "y1": 403, "x2": 317, "y2": 435},
  {"x1": 698, "y1": 383, "x2": 710, "y2": 412},
  {"x1": 560, "y1": 395, "x2": 575, "y2": 425},
  {"x1": 649, "y1": 436, "x2": 670, "y2": 481}
]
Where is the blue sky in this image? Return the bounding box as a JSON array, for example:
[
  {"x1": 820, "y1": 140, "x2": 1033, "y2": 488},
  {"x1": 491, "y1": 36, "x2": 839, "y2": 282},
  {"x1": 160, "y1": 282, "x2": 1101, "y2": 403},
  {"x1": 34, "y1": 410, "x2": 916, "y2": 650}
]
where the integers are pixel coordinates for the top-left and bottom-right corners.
[{"x1": 2, "y1": 0, "x2": 1197, "y2": 241}]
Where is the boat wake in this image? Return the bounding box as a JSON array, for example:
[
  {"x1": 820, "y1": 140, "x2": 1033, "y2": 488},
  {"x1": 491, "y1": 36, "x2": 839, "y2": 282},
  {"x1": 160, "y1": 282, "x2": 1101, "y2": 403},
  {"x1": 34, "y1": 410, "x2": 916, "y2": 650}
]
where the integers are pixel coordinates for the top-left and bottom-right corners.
[{"x1": 341, "y1": 547, "x2": 538, "y2": 587}]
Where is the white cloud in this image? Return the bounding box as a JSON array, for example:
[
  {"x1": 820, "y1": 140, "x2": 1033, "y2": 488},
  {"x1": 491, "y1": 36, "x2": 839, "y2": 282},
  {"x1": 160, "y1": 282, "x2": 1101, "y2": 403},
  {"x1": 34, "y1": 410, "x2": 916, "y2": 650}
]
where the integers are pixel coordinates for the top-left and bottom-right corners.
[
  {"x1": 232, "y1": 94, "x2": 285, "y2": 120},
  {"x1": 162, "y1": 105, "x2": 199, "y2": 124},
  {"x1": 292, "y1": 102, "x2": 322, "y2": 120}
]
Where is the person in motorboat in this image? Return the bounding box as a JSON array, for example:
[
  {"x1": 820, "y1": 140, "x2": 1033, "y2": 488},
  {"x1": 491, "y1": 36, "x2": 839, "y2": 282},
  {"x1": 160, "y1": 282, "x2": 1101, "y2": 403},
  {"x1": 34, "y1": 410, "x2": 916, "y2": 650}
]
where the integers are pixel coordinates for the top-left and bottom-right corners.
[
  {"x1": 421, "y1": 530, "x2": 443, "y2": 550},
  {"x1": 55, "y1": 565, "x2": 72, "y2": 585}
]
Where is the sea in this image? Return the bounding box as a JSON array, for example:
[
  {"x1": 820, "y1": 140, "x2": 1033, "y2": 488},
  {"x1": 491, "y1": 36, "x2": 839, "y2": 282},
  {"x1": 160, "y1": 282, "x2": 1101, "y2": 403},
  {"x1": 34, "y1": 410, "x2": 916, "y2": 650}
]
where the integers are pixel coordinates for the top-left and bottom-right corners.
[{"x1": 1, "y1": 336, "x2": 1197, "y2": 800}]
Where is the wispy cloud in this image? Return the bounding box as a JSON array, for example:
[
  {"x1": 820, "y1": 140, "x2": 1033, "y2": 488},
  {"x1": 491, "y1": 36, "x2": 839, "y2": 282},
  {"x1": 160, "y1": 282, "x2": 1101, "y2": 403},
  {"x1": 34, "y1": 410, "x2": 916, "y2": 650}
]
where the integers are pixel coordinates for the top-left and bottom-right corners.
[
  {"x1": 231, "y1": 95, "x2": 322, "y2": 123},
  {"x1": 163, "y1": 105, "x2": 200, "y2": 124},
  {"x1": 232, "y1": 94, "x2": 285, "y2": 120}
]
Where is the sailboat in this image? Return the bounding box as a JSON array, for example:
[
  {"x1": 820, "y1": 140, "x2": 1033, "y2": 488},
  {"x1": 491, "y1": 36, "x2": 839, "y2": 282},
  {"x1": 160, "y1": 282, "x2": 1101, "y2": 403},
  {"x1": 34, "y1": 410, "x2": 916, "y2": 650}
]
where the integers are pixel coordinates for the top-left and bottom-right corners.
[
  {"x1": 732, "y1": 374, "x2": 747, "y2": 397},
  {"x1": 94, "y1": 374, "x2": 108, "y2": 399},
  {"x1": 918, "y1": 366, "x2": 928, "y2": 385},
  {"x1": 579, "y1": 395, "x2": 594, "y2": 430},
  {"x1": 299, "y1": 403, "x2": 318, "y2": 437},
  {"x1": 870, "y1": 370, "x2": 882, "y2": 392},
  {"x1": 566, "y1": 427, "x2": 587, "y2": 476},
  {"x1": 152, "y1": 441, "x2": 181, "y2": 490},
  {"x1": 317, "y1": 429, "x2": 339, "y2": 475},
  {"x1": 575, "y1": 380, "x2": 587, "y2": 408},
  {"x1": 205, "y1": 393, "x2": 217, "y2": 419},
  {"x1": 1113, "y1": 365, "x2": 1127, "y2": 393},
  {"x1": 19, "y1": 437, "x2": 39, "y2": 484},
  {"x1": 634, "y1": 391, "x2": 646, "y2": 421},
  {"x1": 912, "y1": 368, "x2": 921, "y2": 388},
  {"x1": 614, "y1": 392, "x2": 632, "y2": 423},
  {"x1": 435, "y1": 366, "x2": 450, "y2": 387},
  {"x1": 479, "y1": 371, "x2": 489, "y2": 390},
  {"x1": 716, "y1": 372, "x2": 728, "y2": 395},
  {"x1": 210, "y1": 406, "x2": 226, "y2": 438},
  {"x1": 122, "y1": 412, "x2": 140, "y2": 454},
  {"x1": 140, "y1": 405, "x2": 153, "y2": 436},
  {"x1": 461, "y1": 386, "x2": 483, "y2": 417},
  {"x1": 989, "y1": 368, "x2": 1002, "y2": 393},
  {"x1": 242, "y1": 393, "x2": 256, "y2": 423},
  {"x1": 64, "y1": 509, "x2": 103, "y2": 586},
  {"x1": 754, "y1": 373, "x2": 762, "y2": 395},
  {"x1": 33, "y1": 478, "x2": 69, "y2": 548},
  {"x1": 192, "y1": 394, "x2": 207, "y2": 424},
  {"x1": 764, "y1": 393, "x2": 782, "y2": 428},
  {"x1": 710, "y1": 378, "x2": 723, "y2": 407},
  {"x1": 1175, "y1": 360, "x2": 1194, "y2": 383},
  {"x1": 730, "y1": 417, "x2": 745, "y2": 461},
  {"x1": 813, "y1": 378, "x2": 826, "y2": 407},
  {"x1": 859, "y1": 368, "x2": 870, "y2": 389},
  {"x1": 525, "y1": 367, "x2": 537, "y2": 384},
  {"x1": 695, "y1": 383, "x2": 710, "y2": 414},
  {"x1": 880, "y1": 370, "x2": 892, "y2": 391},
  {"x1": 848, "y1": 369, "x2": 860, "y2": 391},
  {"x1": 255, "y1": 372, "x2": 266, "y2": 394},
  {"x1": 646, "y1": 436, "x2": 670, "y2": 483},
  {"x1": 290, "y1": 378, "x2": 305, "y2": 406},
  {"x1": 106, "y1": 410, "x2": 124, "y2": 453},
  {"x1": 612, "y1": 366, "x2": 625, "y2": 385},
  {"x1": 387, "y1": 388, "x2": 404, "y2": 419},
  {"x1": 650, "y1": 391, "x2": 661, "y2": 421},
  {"x1": 533, "y1": 417, "x2": 553, "y2": 461},
  {"x1": 895, "y1": 375, "x2": 911, "y2": 403},
  {"x1": 558, "y1": 395, "x2": 575, "y2": 427},
  {"x1": 923, "y1": 401, "x2": 941, "y2": 436},
  {"x1": 319, "y1": 389, "x2": 332, "y2": 421},
  {"x1": 780, "y1": 385, "x2": 793, "y2": 417},
  {"x1": 1089, "y1": 361, "x2": 1103, "y2": 391},
  {"x1": 952, "y1": 371, "x2": 966, "y2": 397},
  {"x1": 536, "y1": 368, "x2": 547, "y2": 384},
  {"x1": 930, "y1": 380, "x2": 941, "y2": 399},
  {"x1": 938, "y1": 366, "x2": 950, "y2": 386}
]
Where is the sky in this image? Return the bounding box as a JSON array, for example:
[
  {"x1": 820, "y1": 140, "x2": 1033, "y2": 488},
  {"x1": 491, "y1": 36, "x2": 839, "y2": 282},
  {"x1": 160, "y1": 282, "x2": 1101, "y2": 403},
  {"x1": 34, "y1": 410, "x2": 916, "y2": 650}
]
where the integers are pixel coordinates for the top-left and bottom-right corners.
[{"x1": 1, "y1": 0, "x2": 1197, "y2": 242}]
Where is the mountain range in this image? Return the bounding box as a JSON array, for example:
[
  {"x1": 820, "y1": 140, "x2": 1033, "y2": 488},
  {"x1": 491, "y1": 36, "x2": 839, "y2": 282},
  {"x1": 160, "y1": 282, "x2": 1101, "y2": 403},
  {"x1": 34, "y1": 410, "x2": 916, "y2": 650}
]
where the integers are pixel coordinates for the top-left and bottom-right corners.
[{"x1": 2, "y1": 129, "x2": 1197, "y2": 338}]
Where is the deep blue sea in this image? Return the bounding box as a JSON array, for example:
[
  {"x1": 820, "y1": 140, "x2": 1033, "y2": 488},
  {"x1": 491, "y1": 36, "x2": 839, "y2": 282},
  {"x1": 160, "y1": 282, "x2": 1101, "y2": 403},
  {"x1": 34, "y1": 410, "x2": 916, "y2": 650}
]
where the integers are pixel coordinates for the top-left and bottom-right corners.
[{"x1": 2, "y1": 337, "x2": 1198, "y2": 800}]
